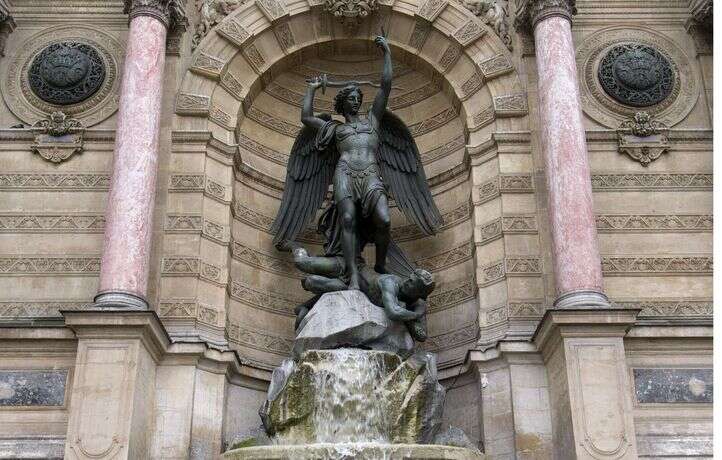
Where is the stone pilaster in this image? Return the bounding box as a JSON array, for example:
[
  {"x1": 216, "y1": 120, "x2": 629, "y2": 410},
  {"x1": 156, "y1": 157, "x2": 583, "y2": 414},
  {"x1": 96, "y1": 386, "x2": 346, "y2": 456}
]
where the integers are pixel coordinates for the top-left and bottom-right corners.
[
  {"x1": 516, "y1": 0, "x2": 609, "y2": 309},
  {"x1": 62, "y1": 311, "x2": 170, "y2": 460},
  {"x1": 533, "y1": 309, "x2": 640, "y2": 459}
]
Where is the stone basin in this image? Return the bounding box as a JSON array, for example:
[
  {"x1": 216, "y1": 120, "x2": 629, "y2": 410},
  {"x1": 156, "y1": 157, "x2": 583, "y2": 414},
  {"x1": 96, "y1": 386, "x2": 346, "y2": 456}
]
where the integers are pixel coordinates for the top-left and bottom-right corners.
[{"x1": 223, "y1": 443, "x2": 484, "y2": 460}]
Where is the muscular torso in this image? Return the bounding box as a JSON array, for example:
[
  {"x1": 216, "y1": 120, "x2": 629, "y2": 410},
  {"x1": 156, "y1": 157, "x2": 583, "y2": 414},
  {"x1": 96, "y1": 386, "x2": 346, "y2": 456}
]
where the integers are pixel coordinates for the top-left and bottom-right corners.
[{"x1": 336, "y1": 117, "x2": 379, "y2": 169}]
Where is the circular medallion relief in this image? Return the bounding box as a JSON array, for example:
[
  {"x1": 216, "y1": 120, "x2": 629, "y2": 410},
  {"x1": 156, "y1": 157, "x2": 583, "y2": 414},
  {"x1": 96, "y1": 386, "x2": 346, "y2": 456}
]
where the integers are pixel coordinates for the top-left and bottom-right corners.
[
  {"x1": 2, "y1": 26, "x2": 122, "y2": 127},
  {"x1": 28, "y1": 42, "x2": 106, "y2": 105},
  {"x1": 576, "y1": 27, "x2": 699, "y2": 128},
  {"x1": 597, "y1": 43, "x2": 674, "y2": 107}
]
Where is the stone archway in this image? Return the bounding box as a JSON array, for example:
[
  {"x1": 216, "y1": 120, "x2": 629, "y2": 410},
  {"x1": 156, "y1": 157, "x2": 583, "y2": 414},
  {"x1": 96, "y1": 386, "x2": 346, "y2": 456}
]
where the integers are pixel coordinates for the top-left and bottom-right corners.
[{"x1": 172, "y1": 0, "x2": 530, "y2": 372}]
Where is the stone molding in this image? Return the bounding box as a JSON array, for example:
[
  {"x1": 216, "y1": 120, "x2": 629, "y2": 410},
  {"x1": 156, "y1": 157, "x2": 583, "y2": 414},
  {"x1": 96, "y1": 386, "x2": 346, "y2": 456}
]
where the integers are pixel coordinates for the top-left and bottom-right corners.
[
  {"x1": 414, "y1": 241, "x2": 474, "y2": 272},
  {"x1": 226, "y1": 320, "x2": 293, "y2": 355},
  {"x1": 123, "y1": 0, "x2": 187, "y2": 30},
  {"x1": 422, "y1": 321, "x2": 478, "y2": 352},
  {"x1": 427, "y1": 278, "x2": 476, "y2": 312},
  {"x1": 161, "y1": 256, "x2": 227, "y2": 285},
  {"x1": 514, "y1": 0, "x2": 576, "y2": 32},
  {"x1": 229, "y1": 280, "x2": 302, "y2": 316},
  {"x1": 479, "y1": 257, "x2": 542, "y2": 287},
  {"x1": 0, "y1": 172, "x2": 110, "y2": 190},
  {"x1": 0, "y1": 213, "x2": 105, "y2": 232},
  {"x1": 595, "y1": 214, "x2": 712, "y2": 233},
  {"x1": 601, "y1": 256, "x2": 712, "y2": 276},
  {"x1": 0, "y1": 301, "x2": 93, "y2": 318},
  {"x1": 0, "y1": 256, "x2": 100, "y2": 275}
]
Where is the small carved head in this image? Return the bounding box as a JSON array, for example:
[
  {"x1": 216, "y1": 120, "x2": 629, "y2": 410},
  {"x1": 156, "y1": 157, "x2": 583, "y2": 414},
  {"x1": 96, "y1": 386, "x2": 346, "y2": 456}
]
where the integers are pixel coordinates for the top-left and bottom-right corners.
[
  {"x1": 334, "y1": 84, "x2": 363, "y2": 117},
  {"x1": 405, "y1": 268, "x2": 435, "y2": 299}
]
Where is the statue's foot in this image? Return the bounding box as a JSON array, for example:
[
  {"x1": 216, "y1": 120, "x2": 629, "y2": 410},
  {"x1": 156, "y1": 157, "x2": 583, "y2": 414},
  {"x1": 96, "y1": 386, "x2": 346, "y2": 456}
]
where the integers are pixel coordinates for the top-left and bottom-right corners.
[
  {"x1": 409, "y1": 318, "x2": 428, "y2": 342},
  {"x1": 292, "y1": 247, "x2": 309, "y2": 262},
  {"x1": 348, "y1": 274, "x2": 361, "y2": 290},
  {"x1": 374, "y1": 264, "x2": 387, "y2": 274}
]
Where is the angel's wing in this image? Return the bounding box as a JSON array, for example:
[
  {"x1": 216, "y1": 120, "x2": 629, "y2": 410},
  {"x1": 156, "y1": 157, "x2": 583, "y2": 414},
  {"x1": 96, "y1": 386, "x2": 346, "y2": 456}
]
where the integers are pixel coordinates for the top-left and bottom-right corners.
[
  {"x1": 271, "y1": 115, "x2": 338, "y2": 250},
  {"x1": 377, "y1": 111, "x2": 443, "y2": 235}
]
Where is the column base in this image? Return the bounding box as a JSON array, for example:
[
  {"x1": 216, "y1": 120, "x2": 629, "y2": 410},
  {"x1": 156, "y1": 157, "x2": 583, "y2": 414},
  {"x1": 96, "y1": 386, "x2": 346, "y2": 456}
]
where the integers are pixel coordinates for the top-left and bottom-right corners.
[
  {"x1": 553, "y1": 289, "x2": 611, "y2": 309},
  {"x1": 93, "y1": 290, "x2": 149, "y2": 310}
]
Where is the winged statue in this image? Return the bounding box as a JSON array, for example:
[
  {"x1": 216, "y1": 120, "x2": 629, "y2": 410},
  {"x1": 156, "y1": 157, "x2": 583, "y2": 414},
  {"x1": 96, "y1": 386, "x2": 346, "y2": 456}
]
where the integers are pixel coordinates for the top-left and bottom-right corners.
[{"x1": 271, "y1": 35, "x2": 442, "y2": 291}]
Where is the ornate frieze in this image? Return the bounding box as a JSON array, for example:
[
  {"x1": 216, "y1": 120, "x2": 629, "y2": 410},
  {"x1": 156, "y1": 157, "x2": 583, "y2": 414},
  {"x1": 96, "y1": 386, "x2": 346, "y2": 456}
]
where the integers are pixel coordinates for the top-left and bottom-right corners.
[
  {"x1": 461, "y1": 0, "x2": 512, "y2": 50},
  {"x1": 590, "y1": 173, "x2": 712, "y2": 191},
  {"x1": 229, "y1": 280, "x2": 301, "y2": 316},
  {"x1": 231, "y1": 241, "x2": 300, "y2": 278},
  {"x1": 0, "y1": 172, "x2": 110, "y2": 190},
  {"x1": 165, "y1": 214, "x2": 203, "y2": 232},
  {"x1": 246, "y1": 106, "x2": 300, "y2": 137},
  {"x1": 243, "y1": 43, "x2": 266, "y2": 73},
  {"x1": 0, "y1": 256, "x2": 100, "y2": 275},
  {"x1": 0, "y1": 213, "x2": 104, "y2": 232},
  {"x1": 256, "y1": 0, "x2": 287, "y2": 21},
  {"x1": 478, "y1": 54, "x2": 513, "y2": 80},
  {"x1": 409, "y1": 19, "x2": 432, "y2": 50},
  {"x1": 415, "y1": 241, "x2": 474, "y2": 272},
  {"x1": 158, "y1": 300, "x2": 197, "y2": 317},
  {"x1": 460, "y1": 71, "x2": 484, "y2": 98},
  {"x1": 417, "y1": 0, "x2": 446, "y2": 22},
  {"x1": 421, "y1": 135, "x2": 465, "y2": 163},
  {"x1": 168, "y1": 174, "x2": 205, "y2": 190},
  {"x1": 0, "y1": 301, "x2": 92, "y2": 318},
  {"x1": 601, "y1": 256, "x2": 712, "y2": 275},
  {"x1": 438, "y1": 44, "x2": 462, "y2": 71},
  {"x1": 478, "y1": 174, "x2": 534, "y2": 203},
  {"x1": 274, "y1": 22, "x2": 295, "y2": 52},
  {"x1": 613, "y1": 299, "x2": 712, "y2": 317},
  {"x1": 190, "y1": 52, "x2": 226, "y2": 78},
  {"x1": 596, "y1": 214, "x2": 712, "y2": 232},
  {"x1": 452, "y1": 19, "x2": 486, "y2": 47},
  {"x1": 493, "y1": 93, "x2": 528, "y2": 116},
  {"x1": 408, "y1": 107, "x2": 458, "y2": 137},
  {"x1": 479, "y1": 257, "x2": 542, "y2": 286},
  {"x1": 617, "y1": 112, "x2": 670, "y2": 166},
  {"x1": 175, "y1": 93, "x2": 211, "y2": 115},
  {"x1": 227, "y1": 321, "x2": 293, "y2": 355},
  {"x1": 507, "y1": 301, "x2": 545, "y2": 318},
  {"x1": 422, "y1": 321, "x2": 478, "y2": 352},
  {"x1": 427, "y1": 278, "x2": 476, "y2": 312},
  {"x1": 514, "y1": 0, "x2": 576, "y2": 32},
  {"x1": 123, "y1": 0, "x2": 187, "y2": 30},
  {"x1": 220, "y1": 71, "x2": 245, "y2": 100}
]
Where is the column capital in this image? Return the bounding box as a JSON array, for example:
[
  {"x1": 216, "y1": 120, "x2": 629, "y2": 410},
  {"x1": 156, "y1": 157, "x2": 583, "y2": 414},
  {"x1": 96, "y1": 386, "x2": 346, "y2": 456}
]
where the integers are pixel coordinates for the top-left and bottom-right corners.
[
  {"x1": 0, "y1": 7, "x2": 17, "y2": 57},
  {"x1": 514, "y1": 0, "x2": 577, "y2": 32},
  {"x1": 123, "y1": 0, "x2": 187, "y2": 31}
]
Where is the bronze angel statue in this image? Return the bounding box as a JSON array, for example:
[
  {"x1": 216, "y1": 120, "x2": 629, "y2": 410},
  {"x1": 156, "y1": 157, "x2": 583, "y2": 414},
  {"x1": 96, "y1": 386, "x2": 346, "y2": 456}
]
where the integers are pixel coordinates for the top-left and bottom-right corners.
[{"x1": 271, "y1": 35, "x2": 442, "y2": 291}]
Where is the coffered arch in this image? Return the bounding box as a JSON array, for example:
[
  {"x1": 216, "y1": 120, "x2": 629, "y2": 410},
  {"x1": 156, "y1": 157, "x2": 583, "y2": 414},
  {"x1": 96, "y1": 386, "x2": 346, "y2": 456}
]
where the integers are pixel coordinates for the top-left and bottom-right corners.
[{"x1": 170, "y1": 0, "x2": 530, "y2": 370}]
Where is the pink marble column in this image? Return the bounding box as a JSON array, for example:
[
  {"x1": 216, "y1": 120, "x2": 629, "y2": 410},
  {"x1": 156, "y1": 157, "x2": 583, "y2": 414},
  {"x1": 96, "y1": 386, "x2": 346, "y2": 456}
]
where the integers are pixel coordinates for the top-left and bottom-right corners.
[
  {"x1": 525, "y1": 1, "x2": 610, "y2": 308},
  {"x1": 95, "y1": 1, "x2": 184, "y2": 309}
]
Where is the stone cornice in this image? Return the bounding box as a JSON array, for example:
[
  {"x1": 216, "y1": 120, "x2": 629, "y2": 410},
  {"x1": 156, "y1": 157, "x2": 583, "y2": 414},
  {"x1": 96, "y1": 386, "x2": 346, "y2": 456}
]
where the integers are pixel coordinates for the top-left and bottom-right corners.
[
  {"x1": 123, "y1": 0, "x2": 187, "y2": 30},
  {"x1": 514, "y1": 0, "x2": 576, "y2": 32}
]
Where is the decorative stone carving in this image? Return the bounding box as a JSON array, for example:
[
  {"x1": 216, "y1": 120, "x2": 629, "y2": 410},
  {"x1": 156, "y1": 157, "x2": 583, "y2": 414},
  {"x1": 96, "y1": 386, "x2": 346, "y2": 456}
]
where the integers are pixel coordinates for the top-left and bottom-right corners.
[
  {"x1": 598, "y1": 44, "x2": 674, "y2": 108},
  {"x1": 577, "y1": 27, "x2": 698, "y2": 128},
  {"x1": 0, "y1": 10, "x2": 16, "y2": 57},
  {"x1": 461, "y1": 0, "x2": 512, "y2": 50},
  {"x1": 28, "y1": 42, "x2": 106, "y2": 106},
  {"x1": 30, "y1": 111, "x2": 85, "y2": 163},
  {"x1": 323, "y1": 0, "x2": 378, "y2": 28},
  {"x1": 192, "y1": 0, "x2": 245, "y2": 50},
  {"x1": 123, "y1": 0, "x2": 187, "y2": 30},
  {"x1": 514, "y1": 0, "x2": 576, "y2": 32},
  {"x1": 3, "y1": 26, "x2": 122, "y2": 127},
  {"x1": 616, "y1": 112, "x2": 670, "y2": 166}
]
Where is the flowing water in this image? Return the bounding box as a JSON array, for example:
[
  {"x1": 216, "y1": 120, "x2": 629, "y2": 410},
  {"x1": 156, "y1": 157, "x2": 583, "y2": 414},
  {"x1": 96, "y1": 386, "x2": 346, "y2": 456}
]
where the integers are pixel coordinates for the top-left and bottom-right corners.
[{"x1": 275, "y1": 349, "x2": 397, "y2": 445}]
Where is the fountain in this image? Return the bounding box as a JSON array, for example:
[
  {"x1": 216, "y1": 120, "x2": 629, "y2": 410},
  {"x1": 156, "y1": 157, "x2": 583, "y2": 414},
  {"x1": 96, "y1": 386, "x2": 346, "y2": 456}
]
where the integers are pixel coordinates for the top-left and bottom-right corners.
[{"x1": 223, "y1": 291, "x2": 484, "y2": 460}]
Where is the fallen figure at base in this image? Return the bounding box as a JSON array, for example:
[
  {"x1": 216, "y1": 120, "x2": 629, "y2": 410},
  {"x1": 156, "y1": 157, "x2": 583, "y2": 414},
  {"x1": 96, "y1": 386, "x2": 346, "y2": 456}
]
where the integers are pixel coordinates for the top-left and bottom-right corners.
[{"x1": 292, "y1": 246, "x2": 433, "y2": 343}]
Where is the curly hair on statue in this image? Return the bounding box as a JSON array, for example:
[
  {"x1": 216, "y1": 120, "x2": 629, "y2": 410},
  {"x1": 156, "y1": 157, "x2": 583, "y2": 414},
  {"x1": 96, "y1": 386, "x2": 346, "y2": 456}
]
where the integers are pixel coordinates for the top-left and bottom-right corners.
[{"x1": 334, "y1": 84, "x2": 363, "y2": 115}]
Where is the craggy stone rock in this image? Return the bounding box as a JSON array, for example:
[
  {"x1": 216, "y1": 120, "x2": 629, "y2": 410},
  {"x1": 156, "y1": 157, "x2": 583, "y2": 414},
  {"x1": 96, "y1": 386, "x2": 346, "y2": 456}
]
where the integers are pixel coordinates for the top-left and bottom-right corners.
[
  {"x1": 260, "y1": 349, "x2": 446, "y2": 446},
  {"x1": 293, "y1": 290, "x2": 414, "y2": 358},
  {"x1": 384, "y1": 351, "x2": 446, "y2": 444},
  {"x1": 434, "y1": 426, "x2": 483, "y2": 455}
]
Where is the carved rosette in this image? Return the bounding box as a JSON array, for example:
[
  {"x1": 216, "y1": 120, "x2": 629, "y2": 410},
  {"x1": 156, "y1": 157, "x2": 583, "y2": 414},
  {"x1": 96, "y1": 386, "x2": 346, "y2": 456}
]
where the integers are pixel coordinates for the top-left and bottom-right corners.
[
  {"x1": 123, "y1": 0, "x2": 188, "y2": 30},
  {"x1": 323, "y1": 0, "x2": 379, "y2": 27},
  {"x1": 514, "y1": 0, "x2": 576, "y2": 32}
]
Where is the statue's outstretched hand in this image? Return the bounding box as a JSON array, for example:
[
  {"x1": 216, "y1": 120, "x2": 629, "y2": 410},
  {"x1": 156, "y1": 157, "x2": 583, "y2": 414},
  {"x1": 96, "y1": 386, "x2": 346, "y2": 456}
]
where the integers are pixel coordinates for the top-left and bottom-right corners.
[
  {"x1": 305, "y1": 75, "x2": 324, "y2": 89},
  {"x1": 374, "y1": 35, "x2": 390, "y2": 53}
]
